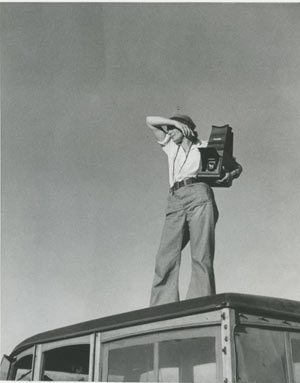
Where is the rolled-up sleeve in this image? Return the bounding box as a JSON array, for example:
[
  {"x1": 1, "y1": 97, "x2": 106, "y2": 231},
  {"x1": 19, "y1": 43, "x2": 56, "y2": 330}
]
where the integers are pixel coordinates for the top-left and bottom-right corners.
[
  {"x1": 157, "y1": 134, "x2": 171, "y2": 146},
  {"x1": 230, "y1": 161, "x2": 243, "y2": 179}
]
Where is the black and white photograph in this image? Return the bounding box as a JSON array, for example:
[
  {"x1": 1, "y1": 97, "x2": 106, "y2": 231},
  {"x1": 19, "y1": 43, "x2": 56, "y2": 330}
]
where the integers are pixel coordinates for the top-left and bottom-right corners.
[{"x1": 1, "y1": 2, "x2": 300, "y2": 382}]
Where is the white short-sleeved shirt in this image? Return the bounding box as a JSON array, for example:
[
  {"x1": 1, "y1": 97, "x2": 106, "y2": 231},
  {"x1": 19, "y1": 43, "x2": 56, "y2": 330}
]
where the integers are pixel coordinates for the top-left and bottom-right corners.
[{"x1": 158, "y1": 134, "x2": 208, "y2": 187}]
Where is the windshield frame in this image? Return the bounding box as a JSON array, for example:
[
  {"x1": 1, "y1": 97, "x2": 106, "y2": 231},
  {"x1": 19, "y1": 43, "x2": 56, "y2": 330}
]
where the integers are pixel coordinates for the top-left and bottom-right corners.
[{"x1": 234, "y1": 310, "x2": 300, "y2": 383}]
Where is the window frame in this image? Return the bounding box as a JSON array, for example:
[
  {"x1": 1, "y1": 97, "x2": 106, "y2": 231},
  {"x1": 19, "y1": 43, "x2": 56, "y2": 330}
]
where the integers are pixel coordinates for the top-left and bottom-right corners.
[
  {"x1": 286, "y1": 330, "x2": 300, "y2": 383},
  {"x1": 34, "y1": 334, "x2": 94, "y2": 381},
  {"x1": 101, "y1": 325, "x2": 222, "y2": 382},
  {"x1": 8, "y1": 346, "x2": 36, "y2": 381},
  {"x1": 234, "y1": 322, "x2": 300, "y2": 383}
]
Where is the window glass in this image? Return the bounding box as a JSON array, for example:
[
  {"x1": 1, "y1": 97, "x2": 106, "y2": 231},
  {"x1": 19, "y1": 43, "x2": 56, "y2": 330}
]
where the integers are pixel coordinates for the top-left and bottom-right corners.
[
  {"x1": 41, "y1": 344, "x2": 90, "y2": 381},
  {"x1": 107, "y1": 344, "x2": 154, "y2": 382},
  {"x1": 105, "y1": 328, "x2": 219, "y2": 383},
  {"x1": 11, "y1": 354, "x2": 33, "y2": 381},
  {"x1": 291, "y1": 337, "x2": 300, "y2": 383},
  {"x1": 158, "y1": 337, "x2": 216, "y2": 383},
  {"x1": 235, "y1": 326, "x2": 288, "y2": 383}
]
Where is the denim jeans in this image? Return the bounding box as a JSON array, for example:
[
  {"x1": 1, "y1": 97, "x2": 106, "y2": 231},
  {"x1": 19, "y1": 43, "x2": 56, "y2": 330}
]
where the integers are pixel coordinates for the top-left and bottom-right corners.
[{"x1": 150, "y1": 182, "x2": 219, "y2": 306}]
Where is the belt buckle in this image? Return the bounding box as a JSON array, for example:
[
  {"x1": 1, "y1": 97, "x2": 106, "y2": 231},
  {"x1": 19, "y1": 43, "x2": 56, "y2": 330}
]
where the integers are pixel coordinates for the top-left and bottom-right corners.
[{"x1": 183, "y1": 178, "x2": 194, "y2": 187}]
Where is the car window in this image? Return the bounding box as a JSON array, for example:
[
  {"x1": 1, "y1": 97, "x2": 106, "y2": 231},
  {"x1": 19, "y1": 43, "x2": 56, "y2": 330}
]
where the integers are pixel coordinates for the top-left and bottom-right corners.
[
  {"x1": 41, "y1": 344, "x2": 90, "y2": 381},
  {"x1": 11, "y1": 354, "x2": 33, "y2": 381},
  {"x1": 158, "y1": 336, "x2": 216, "y2": 383},
  {"x1": 104, "y1": 327, "x2": 220, "y2": 382},
  {"x1": 235, "y1": 326, "x2": 288, "y2": 383},
  {"x1": 107, "y1": 343, "x2": 154, "y2": 382}
]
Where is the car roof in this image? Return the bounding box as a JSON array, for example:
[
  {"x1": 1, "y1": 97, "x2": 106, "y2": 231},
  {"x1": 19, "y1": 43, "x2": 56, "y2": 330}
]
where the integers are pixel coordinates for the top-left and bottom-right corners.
[{"x1": 11, "y1": 292, "x2": 300, "y2": 356}]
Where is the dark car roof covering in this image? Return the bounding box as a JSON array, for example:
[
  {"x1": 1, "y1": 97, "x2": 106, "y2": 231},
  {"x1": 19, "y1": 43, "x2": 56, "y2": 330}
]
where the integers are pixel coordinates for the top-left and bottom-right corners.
[{"x1": 12, "y1": 292, "x2": 300, "y2": 356}]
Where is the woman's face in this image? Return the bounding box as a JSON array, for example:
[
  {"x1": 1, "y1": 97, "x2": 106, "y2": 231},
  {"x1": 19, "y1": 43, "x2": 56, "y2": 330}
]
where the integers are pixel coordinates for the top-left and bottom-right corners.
[{"x1": 167, "y1": 127, "x2": 184, "y2": 144}]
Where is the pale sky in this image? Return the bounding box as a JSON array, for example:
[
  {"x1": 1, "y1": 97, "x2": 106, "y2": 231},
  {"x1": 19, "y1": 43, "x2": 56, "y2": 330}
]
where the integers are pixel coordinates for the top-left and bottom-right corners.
[{"x1": 1, "y1": 3, "x2": 300, "y2": 356}]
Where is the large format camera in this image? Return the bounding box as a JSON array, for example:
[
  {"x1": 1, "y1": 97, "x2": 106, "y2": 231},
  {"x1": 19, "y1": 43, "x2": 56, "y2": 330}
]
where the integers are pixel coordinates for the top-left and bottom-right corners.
[{"x1": 197, "y1": 124, "x2": 236, "y2": 188}]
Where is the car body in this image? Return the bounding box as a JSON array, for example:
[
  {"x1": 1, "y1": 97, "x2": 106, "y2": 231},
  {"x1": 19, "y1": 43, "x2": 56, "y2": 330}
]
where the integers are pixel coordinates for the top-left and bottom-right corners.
[{"x1": 1, "y1": 292, "x2": 300, "y2": 382}]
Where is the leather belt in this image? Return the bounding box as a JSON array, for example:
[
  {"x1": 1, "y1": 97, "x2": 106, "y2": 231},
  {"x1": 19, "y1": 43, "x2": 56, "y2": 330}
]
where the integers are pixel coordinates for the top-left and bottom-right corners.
[{"x1": 170, "y1": 177, "x2": 205, "y2": 193}]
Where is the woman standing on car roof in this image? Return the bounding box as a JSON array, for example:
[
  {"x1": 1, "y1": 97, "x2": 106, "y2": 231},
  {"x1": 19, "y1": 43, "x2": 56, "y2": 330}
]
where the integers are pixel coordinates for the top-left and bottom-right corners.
[{"x1": 146, "y1": 114, "x2": 242, "y2": 306}]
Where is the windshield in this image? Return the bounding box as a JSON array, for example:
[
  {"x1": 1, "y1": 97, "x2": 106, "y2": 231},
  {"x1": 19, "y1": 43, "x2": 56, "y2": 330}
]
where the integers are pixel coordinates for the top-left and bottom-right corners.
[{"x1": 235, "y1": 326, "x2": 288, "y2": 383}]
